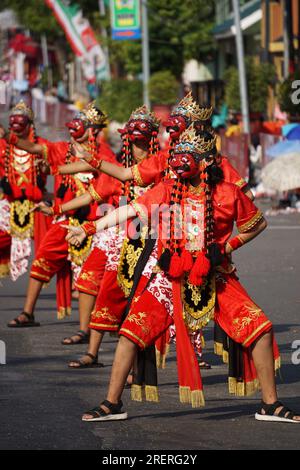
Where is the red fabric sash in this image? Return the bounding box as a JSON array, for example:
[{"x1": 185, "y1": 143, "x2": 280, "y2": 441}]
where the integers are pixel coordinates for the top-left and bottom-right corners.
[
  {"x1": 56, "y1": 263, "x2": 72, "y2": 320},
  {"x1": 172, "y1": 279, "x2": 205, "y2": 407}
]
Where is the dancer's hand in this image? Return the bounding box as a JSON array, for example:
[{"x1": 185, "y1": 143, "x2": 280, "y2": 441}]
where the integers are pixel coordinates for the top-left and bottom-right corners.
[
  {"x1": 62, "y1": 224, "x2": 86, "y2": 246},
  {"x1": 70, "y1": 139, "x2": 91, "y2": 161},
  {"x1": 31, "y1": 201, "x2": 53, "y2": 216}
]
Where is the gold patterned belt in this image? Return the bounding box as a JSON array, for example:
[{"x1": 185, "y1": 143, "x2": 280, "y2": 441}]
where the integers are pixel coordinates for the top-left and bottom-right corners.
[
  {"x1": 67, "y1": 217, "x2": 93, "y2": 266},
  {"x1": 9, "y1": 200, "x2": 34, "y2": 238}
]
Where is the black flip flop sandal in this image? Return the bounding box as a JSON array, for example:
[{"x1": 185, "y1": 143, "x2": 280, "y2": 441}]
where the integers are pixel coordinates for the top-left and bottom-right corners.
[
  {"x1": 82, "y1": 400, "x2": 128, "y2": 422},
  {"x1": 7, "y1": 312, "x2": 40, "y2": 328},
  {"x1": 62, "y1": 330, "x2": 90, "y2": 345},
  {"x1": 255, "y1": 400, "x2": 300, "y2": 424},
  {"x1": 68, "y1": 352, "x2": 104, "y2": 369}
]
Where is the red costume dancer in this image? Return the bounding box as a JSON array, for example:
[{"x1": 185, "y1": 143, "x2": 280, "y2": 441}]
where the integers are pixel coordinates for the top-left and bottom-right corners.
[
  {"x1": 61, "y1": 98, "x2": 251, "y2": 369},
  {"x1": 7, "y1": 102, "x2": 115, "y2": 326},
  {"x1": 0, "y1": 101, "x2": 50, "y2": 281},
  {"x1": 65, "y1": 126, "x2": 298, "y2": 425},
  {"x1": 63, "y1": 105, "x2": 161, "y2": 367}
]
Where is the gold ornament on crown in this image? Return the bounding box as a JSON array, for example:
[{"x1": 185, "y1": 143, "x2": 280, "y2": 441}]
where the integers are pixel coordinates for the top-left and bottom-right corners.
[
  {"x1": 175, "y1": 124, "x2": 217, "y2": 154},
  {"x1": 11, "y1": 100, "x2": 34, "y2": 121},
  {"x1": 129, "y1": 105, "x2": 160, "y2": 129},
  {"x1": 81, "y1": 101, "x2": 108, "y2": 126},
  {"x1": 172, "y1": 91, "x2": 213, "y2": 122}
]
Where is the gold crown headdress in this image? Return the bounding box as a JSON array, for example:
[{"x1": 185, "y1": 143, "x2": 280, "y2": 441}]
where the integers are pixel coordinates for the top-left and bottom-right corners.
[
  {"x1": 171, "y1": 91, "x2": 213, "y2": 122},
  {"x1": 129, "y1": 105, "x2": 160, "y2": 130},
  {"x1": 79, "y1": 101, "x2": 108, "y2": 127},
  {"x1": 174, "y1": 124, "x2": 217, "y2": 156},
  {"x1": 10, "y1": 100, "x2": 34, "y2": 121}
]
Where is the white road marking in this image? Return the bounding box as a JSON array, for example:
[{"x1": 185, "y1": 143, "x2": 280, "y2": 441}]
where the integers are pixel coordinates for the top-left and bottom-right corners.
[{"x1": 267, "y1": 226, "x2": 300, "y2": 229}]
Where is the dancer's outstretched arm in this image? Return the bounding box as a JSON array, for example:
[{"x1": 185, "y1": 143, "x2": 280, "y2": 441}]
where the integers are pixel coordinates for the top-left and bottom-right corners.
[
  {"x1": 57, "y1": 159, "x2": 132, "y2": 181},
  {"x1": 10, "y1": 137, "x2": 44, "y2": 155},
  {"x1": 63, "y1": 204, "x2": 136, "y2": 246},
  {"x1": 33, "y1": 193, "x2": 93, "y2": 216},
  {"x1": 70, "y1": 142, "x2": 133, "y2": 181},
  {"x1": 58, "y1": 160, "x2": 93, "y2": 174}
]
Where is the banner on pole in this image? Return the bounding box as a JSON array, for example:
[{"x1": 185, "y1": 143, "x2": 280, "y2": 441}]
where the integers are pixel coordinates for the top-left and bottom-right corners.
[
  {"x1": 110, "y1": 0, "x2": 141, "y2": 40},
  {"x1": 45, "y1": 0, "x2": 110, "y2": 82}
]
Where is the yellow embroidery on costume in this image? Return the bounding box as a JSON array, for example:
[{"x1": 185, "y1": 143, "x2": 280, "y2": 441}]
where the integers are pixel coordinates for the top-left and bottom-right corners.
[
  {"x1": 119, "y1": 328, "x2": 147, "y2": 348},
  {"x1": 235, "y1": 178, "x2": 246, "y2": 188},
  {"x1": 93, "y1": 307, "x2": 119, "y2": 324},
  {"x1": 126, "y1": 311, "x2": 150, "y2": 335},
  {"x1": 88, "y1": 184, "x2": 102, "y2": 202},
  {"x1": 238, "y1": 211, "x2": 263, "y2": 233},
  {"x1": 232, "y1": 303, "x2": 263, "y2": 339},
  {"x1": 117, "y1": 227, "x2": 147, "y2": 297},
  {"x1": 130, "y1": 200, "x2": 148, "y2": 225},
  {"x1": 131, "y1": 165, "x2": 146, "y2": 187},
  {"x1": 181, "y1": 274, "x2": 216, "y2": 331},
  {"x1": 67, "y1": 218, "x2": 92, "y2": 266},
  {"x1": 32, "y1": 257, "x2": 52, "y2": 272},
  {"x1": 78, "y1": 270, "x2": 99, "y2": 286},
  {"x1": 9, "y1": 200, "x2": 34, "y2": 238}
]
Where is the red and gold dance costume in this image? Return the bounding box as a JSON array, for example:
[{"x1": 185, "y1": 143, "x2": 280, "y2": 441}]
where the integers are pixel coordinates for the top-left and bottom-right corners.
[
  {"x1": 74, "y1": 170, "x2": 123, "y2": 297},
  {"x1": 0, "y1": 102, "x2": 50, "y2": 280},
  {"x1": 29, "y1": 103, "x2": 115, "y2": 318},
  {"x1": 98, "y1": 127, "x2": 279, "y2": 407},
  {"x1": 86, "y1": 107, "x2": 162, "y2": 343}
]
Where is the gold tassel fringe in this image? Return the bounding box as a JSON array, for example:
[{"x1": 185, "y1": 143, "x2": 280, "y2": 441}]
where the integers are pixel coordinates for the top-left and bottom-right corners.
[
  {"x1": 57, "y1": 306, "x2": 72, "y2": 320},
  {"x1": 179, "y1": 387, "x2": 205, "y2": 408},
  {"x1": 179, "y1": 386, "x2": 191, "y2": 403},
  {"x1": 130, "y1": 384, "x2": 143, "y2": 402},
  {"x1": 228, "y1": 377, "x2": 260, "y2": 397},
  {"x1": 214, "y1": 341, "x2": 229, "y2": 364},
  {"x1": 191, "y1": 390, "x2": 205, "y2": 408},
  {"x1": 0, "y1": 262, "x2": 10, "y2": 279},
  {"x1": 156, "y1": 344, "x2": 170, "y2": 369},
  {"x1": 145, "y1": 385, "x2": 159, "y2": 402},
  {"x1": 275, "y1": 356, "x2": 281, "y2": 373},
  {"x1": 228, "y1": 356, "x2": 281, "y2": 397}
]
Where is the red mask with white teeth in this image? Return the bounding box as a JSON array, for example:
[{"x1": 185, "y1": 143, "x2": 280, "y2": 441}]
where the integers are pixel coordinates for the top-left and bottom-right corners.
[
  {"x1": 65, "y1": 118, "x2": 86, "y2": 140},
  {"x1": 169, "y1": 152, "x2": 200, "y2": 179},
  {"x1": 163, "y1": 115, "x2": 188, "y2": 142},
  {"x1": 9, "y1": 114, "x2": 30, "y2": 136},
  {"x1": 126, "y1": 119, "x2": 153, "y2": 143}
]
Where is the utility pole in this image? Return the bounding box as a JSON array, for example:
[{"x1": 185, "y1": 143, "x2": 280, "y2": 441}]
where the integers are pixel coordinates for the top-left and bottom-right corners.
[
  {"x1": 98, "y1": 0, "x2": 111, "y2": 80},
  {"x1": 141, "y1": 0, "x2": 150, "y2": 108},
  {"x1": 283, "y1": 0, "x2": 290, "y2": 78},
  {"x1": 232, "y1": 0, "x2": 250, "y2": 135},
  {"x1": 263, "y1": 0, "x2": 270, "y2": 63}
]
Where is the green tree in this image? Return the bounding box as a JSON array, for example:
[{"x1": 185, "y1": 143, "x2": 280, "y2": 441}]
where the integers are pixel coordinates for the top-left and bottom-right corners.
[
  {"x1": 1, "y1": 0, "x2": 216, "y2": 80},
  {"x1": 149, "y1": 70, "x2": 179, "y2": 105},
  {"x1": 97, "y1": 79, "x2": 143, "y2": 122},
  {"x1": 278, "y1": 72, "x2": 300, "y2": 118},
  {"x1": 1, "y1": 0, "x2": 62, "y2": 40},
  {"x1": 224, "y1": 59, "x2": 276, "y2": 114}
]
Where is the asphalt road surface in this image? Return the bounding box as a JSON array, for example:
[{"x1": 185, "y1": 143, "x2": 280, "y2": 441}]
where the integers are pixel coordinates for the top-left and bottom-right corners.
[
  {"x1": 0, "y1": 111, "x2": 300, "y2": 449},
  {"x1": 0, "y1": 205, "x2": 300, "y2": 450}
]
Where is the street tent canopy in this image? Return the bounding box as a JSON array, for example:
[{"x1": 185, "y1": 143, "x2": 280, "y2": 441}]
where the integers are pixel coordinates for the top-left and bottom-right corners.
[{"x1": 213, "y1": 0, "x2": 262, "y2": 39}]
